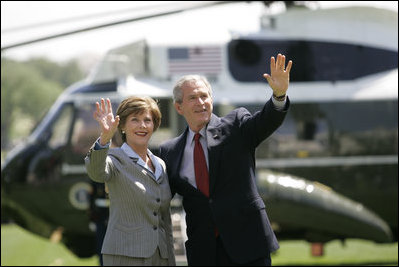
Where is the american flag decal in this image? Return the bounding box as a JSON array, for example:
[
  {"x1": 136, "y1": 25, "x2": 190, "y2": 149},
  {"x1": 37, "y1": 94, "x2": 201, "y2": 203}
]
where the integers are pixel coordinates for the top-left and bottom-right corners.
[{"x1": 168, "y1": 46, "x2": 222, "y2": 75}]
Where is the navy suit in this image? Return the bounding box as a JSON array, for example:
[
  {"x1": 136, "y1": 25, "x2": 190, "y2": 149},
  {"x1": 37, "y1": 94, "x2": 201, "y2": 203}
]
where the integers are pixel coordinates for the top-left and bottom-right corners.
[{"x1": 159, "y1": 97, "x2": 289, "y2": 265}]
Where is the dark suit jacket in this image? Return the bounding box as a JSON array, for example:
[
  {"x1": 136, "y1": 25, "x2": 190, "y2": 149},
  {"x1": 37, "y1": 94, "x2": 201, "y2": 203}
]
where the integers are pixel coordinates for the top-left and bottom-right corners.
[{"x1": 159, "y1": 98, "x2": 289, "y2": 265}]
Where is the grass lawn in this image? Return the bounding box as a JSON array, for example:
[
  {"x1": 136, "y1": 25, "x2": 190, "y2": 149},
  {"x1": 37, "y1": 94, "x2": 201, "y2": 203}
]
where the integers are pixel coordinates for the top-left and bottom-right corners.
[
  {"x1": 272, "y1": 239, "x2": 398, "y2": 266},
  {"x1": 1, "y1": 223, "x2": 398, "y2": 266},
  {"x1": 1, "y1": 224, "x2": 99, "y2": 266}
]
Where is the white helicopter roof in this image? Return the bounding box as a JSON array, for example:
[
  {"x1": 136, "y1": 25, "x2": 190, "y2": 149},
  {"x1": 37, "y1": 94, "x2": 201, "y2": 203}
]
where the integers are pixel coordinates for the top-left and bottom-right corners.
[
  {"x1": 255, "y1": 5, "x2": 398, "y2": 51},
  {"x1": 84, "y1": 4, "x2": 398, "y2": 105}
]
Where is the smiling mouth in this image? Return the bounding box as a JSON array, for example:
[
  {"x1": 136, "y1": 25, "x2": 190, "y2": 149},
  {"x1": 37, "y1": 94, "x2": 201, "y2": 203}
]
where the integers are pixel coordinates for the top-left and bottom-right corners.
[
  {"x1": 135, "y1": 132, "x2": 148, "y2": 137},
  {"x1": 195, "y1": 109, "x2": 207, "y2": 114}
]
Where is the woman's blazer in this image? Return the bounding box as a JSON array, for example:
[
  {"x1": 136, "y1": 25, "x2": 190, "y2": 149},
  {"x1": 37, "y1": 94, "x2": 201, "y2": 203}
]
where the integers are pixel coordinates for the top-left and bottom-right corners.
[{"x1": 85, "y1": 145, "x2": 175, "y2": 265}]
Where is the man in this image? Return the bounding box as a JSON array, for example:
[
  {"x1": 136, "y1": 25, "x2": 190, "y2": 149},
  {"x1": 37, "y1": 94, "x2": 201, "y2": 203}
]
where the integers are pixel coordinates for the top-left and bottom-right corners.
[
  {"x1": 159, "y1": 54, "x2": 292, "y2": 266},
  {"x1": 87, "y1": 181, "x2": 109, "y2": 266}
]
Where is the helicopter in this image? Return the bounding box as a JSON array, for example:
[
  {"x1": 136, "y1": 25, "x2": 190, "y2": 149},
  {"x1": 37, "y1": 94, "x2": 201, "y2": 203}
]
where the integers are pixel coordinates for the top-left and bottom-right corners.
[{"x1": 1, "y1": 1, "x2": 397, "y2": 258}]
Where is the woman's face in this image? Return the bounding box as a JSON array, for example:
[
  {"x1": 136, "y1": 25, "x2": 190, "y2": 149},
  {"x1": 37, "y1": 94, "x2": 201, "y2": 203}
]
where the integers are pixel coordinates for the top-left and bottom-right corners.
[{"x1": 122, "y1": 110, "x2": 154, "y2": 149}]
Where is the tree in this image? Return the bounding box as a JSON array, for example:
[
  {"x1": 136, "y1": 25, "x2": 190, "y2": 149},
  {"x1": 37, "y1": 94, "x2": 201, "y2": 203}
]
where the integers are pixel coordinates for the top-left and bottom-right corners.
[
  {"x1": 1, "y1": 57, "x2": 83, "y2": 150},
  {"x1": 25, "y1": 57, "x2": 84, "y2": 88}
]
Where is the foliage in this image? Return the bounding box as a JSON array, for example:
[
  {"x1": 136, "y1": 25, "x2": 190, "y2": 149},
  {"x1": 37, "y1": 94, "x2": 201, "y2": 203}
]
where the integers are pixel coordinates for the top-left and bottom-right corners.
[
  {"x1": 24, "y1": 57, "x2": 84, "y2": 89},
  {"x1": 1, "y1": 57, "x2": 84, "y2": 149}
]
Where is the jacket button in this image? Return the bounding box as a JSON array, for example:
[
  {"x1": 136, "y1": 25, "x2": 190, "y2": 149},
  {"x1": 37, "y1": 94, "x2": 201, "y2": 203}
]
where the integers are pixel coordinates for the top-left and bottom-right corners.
[
  {"x1": 153, "y1": 211, "x2": 157, "y2": 216},
  {"x1": 209, "y1": 198, "x2": 213, "y2": 204},
  {"x1": 156, "y1": 198, "x2": 160, "y2": 202},
  {"x1": 153, "y1": 226, "x2": 157, "y2": 230}
]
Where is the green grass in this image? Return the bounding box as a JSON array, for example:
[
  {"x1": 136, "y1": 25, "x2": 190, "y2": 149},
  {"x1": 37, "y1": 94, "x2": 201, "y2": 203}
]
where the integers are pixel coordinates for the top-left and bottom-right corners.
[
  {"x1": 1, "y1": 224, "x2": 99, "y2": 266},
  {"x1": 272, "y1": 239, "x2": 398, "y2": 266},
  {"x1": 2, "y1": 223, "x2": 398, "y2": 266}
]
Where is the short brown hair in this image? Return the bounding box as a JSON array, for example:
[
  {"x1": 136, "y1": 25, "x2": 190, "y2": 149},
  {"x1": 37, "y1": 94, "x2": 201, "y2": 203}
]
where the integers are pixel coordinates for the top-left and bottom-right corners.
[
  {"x1": 173, "y1": 74, "x2": 212, "y2": 104},
  {"x1": 116, "y1": 96, "x2": 161, "y2": 142}
]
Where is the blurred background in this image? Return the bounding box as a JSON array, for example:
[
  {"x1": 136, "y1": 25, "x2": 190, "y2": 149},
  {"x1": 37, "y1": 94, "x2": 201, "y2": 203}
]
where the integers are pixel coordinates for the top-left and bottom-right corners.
[{"x1": 1, "y1": 1, "x2": 398, "y2": 266}]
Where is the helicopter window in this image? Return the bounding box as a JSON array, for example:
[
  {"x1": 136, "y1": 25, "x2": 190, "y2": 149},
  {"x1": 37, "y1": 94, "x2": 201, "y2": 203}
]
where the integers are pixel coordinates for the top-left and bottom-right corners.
[
  {"x1": 228, "y1": 39, "x2": 398, "y2": 82},
  {"x1": 148, "y1": 98, "x2": 176, "y2": 150},
  {"x1": 230, "y1": 102, "x2": 330, "y2": 159},
  {"x1": 250, "y1": 100, "x2": 398, "y2": 160},
  {"x1": 70, "y1": 102, "x2": 124, "y2": 157},
  {"x1": 321, "y1": 100, "x2": 398, "y2": 156},
  {"x1": 157, "y1": 98, "x2": 170, "y2": 129},
  {"x1": 71, "y1": 103, "x2": 102, "y2": 155},
  {"x1": 89, "y1": 40, "x2": 148, "y2": 83},
  {"x1": 229, "y1": 40, "x2": 261, "y2": 66},
  {"x1": 48, "y1": 104, "x2": 74, "y2": 149},
  {"x1": 262, "y1": 115, "x2": 329, "y2": 159},
  {"x1": 297, "y1": 121, "x2": 317, "y2": 141}
]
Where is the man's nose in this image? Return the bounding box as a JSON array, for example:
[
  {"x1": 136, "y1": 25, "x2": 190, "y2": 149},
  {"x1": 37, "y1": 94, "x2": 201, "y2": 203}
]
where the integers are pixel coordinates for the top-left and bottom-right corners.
[{"x1": 196, "y1": 97, "x2": 204, "y2": 105}]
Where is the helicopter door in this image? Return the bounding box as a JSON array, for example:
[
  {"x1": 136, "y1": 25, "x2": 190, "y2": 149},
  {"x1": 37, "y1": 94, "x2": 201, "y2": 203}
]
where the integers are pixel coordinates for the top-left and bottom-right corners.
[
  {"x1": 27, "y1": 103, "x2": 74, "y2": 184},
  {"x1": 18, "y1": 102, "x2": 78, "y2": 232}
]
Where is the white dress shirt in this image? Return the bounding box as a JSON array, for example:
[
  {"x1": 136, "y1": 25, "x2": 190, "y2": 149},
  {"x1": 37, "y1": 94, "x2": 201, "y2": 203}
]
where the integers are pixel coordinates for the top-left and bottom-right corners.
[{"x1": 179, "y1": 127, "x2": 209, "y2": 189}]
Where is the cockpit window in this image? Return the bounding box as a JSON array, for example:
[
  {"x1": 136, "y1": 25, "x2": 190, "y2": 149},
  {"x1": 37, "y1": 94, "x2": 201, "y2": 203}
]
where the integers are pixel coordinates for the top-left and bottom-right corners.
[
  {"x1": 71, "y1": 103, "x2": 101, "y2": 155},
  {"x1": 48, "y1": 104, "x2": 73, "y2": 149}
]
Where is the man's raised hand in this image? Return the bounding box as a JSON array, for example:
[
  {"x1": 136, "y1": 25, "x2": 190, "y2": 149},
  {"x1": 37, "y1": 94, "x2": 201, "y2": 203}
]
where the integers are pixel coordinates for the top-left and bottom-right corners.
[{"x1": 263, "y1": 53, "x2": 292, "y2": 97}]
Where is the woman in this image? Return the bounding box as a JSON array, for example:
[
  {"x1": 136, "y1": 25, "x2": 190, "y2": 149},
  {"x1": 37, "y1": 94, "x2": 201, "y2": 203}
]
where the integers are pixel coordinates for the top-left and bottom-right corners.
[{"x1": 85, "y1": 96, "x2": 175, "y2": 266}]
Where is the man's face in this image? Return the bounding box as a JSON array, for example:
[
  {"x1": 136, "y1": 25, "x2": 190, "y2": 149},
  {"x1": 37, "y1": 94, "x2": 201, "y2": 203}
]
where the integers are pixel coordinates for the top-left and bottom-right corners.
[{"x1": 174, "y1": 80, "x2": 213, "y2": 132}]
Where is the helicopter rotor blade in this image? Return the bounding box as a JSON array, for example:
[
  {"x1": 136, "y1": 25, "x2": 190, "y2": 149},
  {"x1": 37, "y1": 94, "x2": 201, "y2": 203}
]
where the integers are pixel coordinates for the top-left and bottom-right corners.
[
  {"x1": 1, "y1": 1, "x2": 235, "y2": 51},
  {"x1": 1, "y1": 2, "x2": 208, "y2": 34}
]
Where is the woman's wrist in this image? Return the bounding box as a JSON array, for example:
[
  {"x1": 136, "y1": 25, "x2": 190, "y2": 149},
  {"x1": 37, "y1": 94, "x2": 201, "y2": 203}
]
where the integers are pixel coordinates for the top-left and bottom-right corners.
[{"x1": 99, "y1": 134, "x2": 112, "y2": 146}]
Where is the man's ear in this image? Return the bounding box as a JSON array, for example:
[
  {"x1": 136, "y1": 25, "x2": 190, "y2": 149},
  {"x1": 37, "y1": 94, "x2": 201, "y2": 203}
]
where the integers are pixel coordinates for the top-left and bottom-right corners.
[{"x1": 174, "y1": 102, "x2": 183, "y2": 115}]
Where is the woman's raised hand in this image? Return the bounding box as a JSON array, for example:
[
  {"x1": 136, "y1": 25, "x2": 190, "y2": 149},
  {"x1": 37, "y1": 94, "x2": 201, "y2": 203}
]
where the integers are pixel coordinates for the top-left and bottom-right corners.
[{"x1": 93, "y1": 98, "x2": 120, "y2": 145}]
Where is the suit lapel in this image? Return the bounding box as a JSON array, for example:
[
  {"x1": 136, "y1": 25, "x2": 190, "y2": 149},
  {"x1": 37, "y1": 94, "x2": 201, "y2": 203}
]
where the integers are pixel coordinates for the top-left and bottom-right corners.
[
  {"x1": 206, "y1": 114, "x2": 223, "y2": 196},
  {"x1": 110, "y1": 148, "x2": 161, "y2": 184},
  {"x1": 170, "y1": 129, "x2": 188, "y2": 180},
  {"x1": 168, "y1": 129, "x2": 205, "y2": 195}
]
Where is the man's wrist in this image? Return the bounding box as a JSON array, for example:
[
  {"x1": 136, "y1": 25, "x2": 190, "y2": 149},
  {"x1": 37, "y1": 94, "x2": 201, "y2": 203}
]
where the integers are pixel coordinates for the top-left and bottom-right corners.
[
  {"x1": 271, "y1": 95, "x2": 286, "y2": 110},
  {"x1": 272, "y1": 93, "x2": 286, "y2": 101}
]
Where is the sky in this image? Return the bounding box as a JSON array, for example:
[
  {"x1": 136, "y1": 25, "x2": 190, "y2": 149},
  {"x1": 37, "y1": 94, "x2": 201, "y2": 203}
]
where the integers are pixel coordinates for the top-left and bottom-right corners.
[{"x1": 1, "y1": 1, "x2": 398, "y2": 67}]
